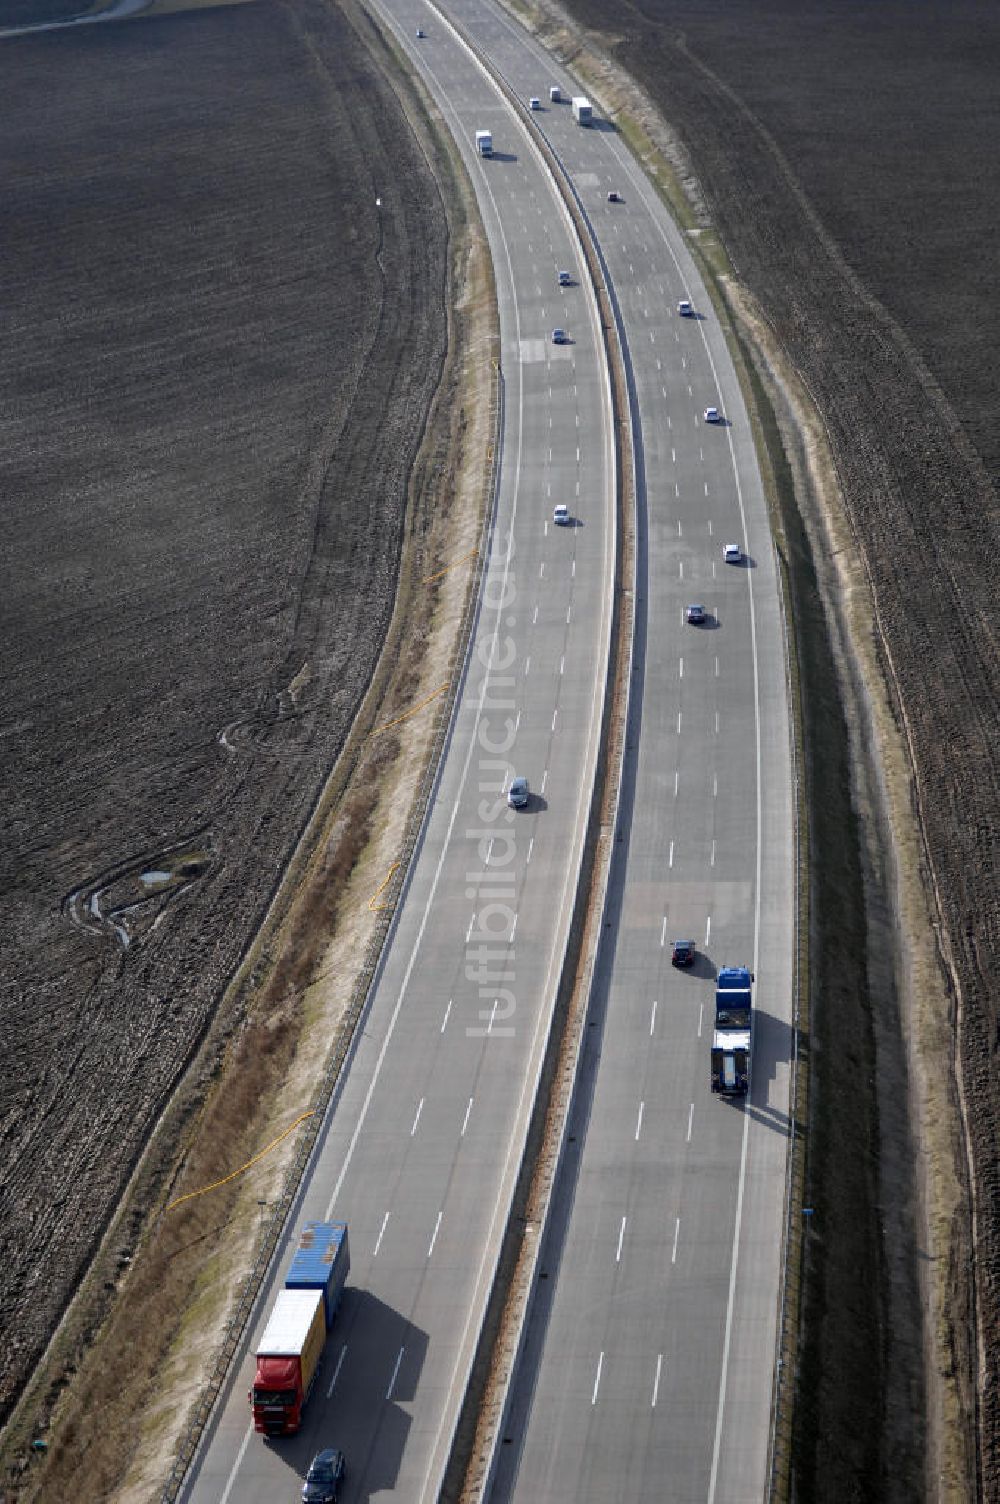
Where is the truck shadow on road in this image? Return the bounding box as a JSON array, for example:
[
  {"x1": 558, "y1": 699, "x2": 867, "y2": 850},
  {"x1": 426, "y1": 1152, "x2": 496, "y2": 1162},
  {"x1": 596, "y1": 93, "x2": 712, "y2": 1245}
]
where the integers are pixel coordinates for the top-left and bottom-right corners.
[{"x1": 260, "y1": 1288, "x2": 429, "y2": 1503}]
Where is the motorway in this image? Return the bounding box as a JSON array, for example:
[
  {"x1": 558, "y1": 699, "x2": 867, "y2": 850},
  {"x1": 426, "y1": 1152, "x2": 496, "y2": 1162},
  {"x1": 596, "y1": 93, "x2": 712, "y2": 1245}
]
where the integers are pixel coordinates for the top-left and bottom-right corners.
[
  {"x1": 182, "y1": 7, "x2": 616, "y2": 1504},
  {"x1": 182, "y1": 1, "x2": 793, "y2": 1501}
]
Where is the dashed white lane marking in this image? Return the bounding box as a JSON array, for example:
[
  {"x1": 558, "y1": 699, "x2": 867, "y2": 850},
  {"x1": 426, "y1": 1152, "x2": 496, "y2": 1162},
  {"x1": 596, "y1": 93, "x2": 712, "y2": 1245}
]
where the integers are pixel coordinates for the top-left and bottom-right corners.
[
  {"x1": 461, "y1": 1097, "x2": 474, "y2": 1136},
  {"x1": 715, "y1": 656, "x2": 720, "y2": 677},
  {"x1": 616, "y1": 1215, "x2": 627, "y2": 1262},
  {"x1": 650, "y1": 999, "x2": 658, "y2": 1035},
  {"x1": 660, "y1": 916, "x2": 667, "y2": 947},
  {"x1": 672, "y1": 1218, "x2": 681, "y2": 1264},
  {"x1": 715, "y1": 711, "x2": 720, "y2": 734},
  {"x1": 706, "y1": 914, "x2": 713, "y2": 944},
  {"x1": 410, "y1": 1098, "x2": 424, "y2": 1137},
  {"x1": 679, "y1": 655, "x2": 684, "y2": 678},
  {"x1": 386, "y1": 1345, "x2": 405, "y2": 1400},
  {"x1": 532, "y1": 604, "x2": 539, "y2": 624},
  {"x1": 711, "y1": 839, "x2": 716, "y2": 867},
  {"x1": 466, "y1": 913, "x2": 476, "y2": 943},
  {"x1": 669, "y1": 840, "x2": 675, "y2": 868},
  {"x1": 677, "y1": 711, "x2": 683, "y2": 734},
  {"x1": 527, "y1": 836, "x2": 534, "y2": 864},
  {"x1": 440, "y1": 998, "x2": 452, "y2": 1033},
  {"x1": 592, "y1": 1352, "x2": 605, "y2": 1405},
  {"x1": 326, "y1": 1344, "x2": 347, "y2": 1398},
  {"x1": 652, "y1": 1354, "x2": 663, "y2": 1408},
  {"x1": 707, "y1": 518, "x2": 713, "y2": 535},
  {"x1": 427, "y1": 1211, "x2": 443, "y2": 1259},
  {"x1": 510, "y1": 911, "x2": 518, "y2": 942},
  {"x1": 671, "y1": 447, "x2": 676, "y2": 464},
  {"x1": 677, "y1": 519, "x2": 682, "y2": 536},
  {"x1": 674, "y1": 770, "x2": 679, "y2": 797},
  {"x1": 525, "y1": 655, "x2": 531, "y2": 677},
  {"x1": 687, "y1": 1103, "x2": 694, "y2": 1142},
  {"x1": 551, "y1": 709, "x2": 558, "y2": 731},
  {"x1": 374, "y1": 1211, "x2": 390, "y2": 1256},
  {"x1": 679, "y1": 561, "x2": 684, "y2": 581},
  {"x1": 541, "y1": 767, "x2": 549, "y2": 792},
  {"x1": 559, "y1": 655, "x2": 565, "y2": 676},
  {"x1": 635, "y1": 1101, "x2": 645, "y2": 1141},
  {"x1": 566, "y1": 603, "x2": 572, "y2": 623},
  {"x1": 540, "y1": 561, "x2": 545, "y2": 577},
  {"x1": 714, "y1": 774, "x2": 718, "y2": 797},
  {"x1": 572, "y1": 558, "x2": 576, "y2": 577},
  {"x1": 705, "y1": 480, "x2": 710, "y2": 495},
  {"x1": 698, "y1": 1002, "x2": 704, "y2": 1038}
]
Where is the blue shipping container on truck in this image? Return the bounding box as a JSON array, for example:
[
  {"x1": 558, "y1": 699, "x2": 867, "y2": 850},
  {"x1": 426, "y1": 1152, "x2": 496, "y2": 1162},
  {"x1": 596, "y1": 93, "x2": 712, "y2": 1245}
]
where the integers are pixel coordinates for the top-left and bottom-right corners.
[{"x1": 285, "y1": 1221, "x2": 350, "y2": 1329}]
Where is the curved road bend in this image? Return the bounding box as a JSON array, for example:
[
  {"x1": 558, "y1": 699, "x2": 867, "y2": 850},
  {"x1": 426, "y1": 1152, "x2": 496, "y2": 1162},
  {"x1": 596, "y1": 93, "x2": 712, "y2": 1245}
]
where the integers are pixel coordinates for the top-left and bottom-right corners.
[
  {"x1": 182, "y1": 9, "x2": 616, "y2": 1504},
  {"x1": 427, "y1": 4, "x2": 795, "y2": 1502}
]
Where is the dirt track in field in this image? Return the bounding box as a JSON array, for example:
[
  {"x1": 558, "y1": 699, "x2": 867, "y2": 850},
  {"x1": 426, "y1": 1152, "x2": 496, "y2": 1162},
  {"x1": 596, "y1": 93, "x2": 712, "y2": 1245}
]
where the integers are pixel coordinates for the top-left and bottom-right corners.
[
  {"x1": 543, "y1": 0, "x2": 999, "y2": 1496},
  {"x1": 0, "y1": 0, "x2": 448, "y2": 1437}
]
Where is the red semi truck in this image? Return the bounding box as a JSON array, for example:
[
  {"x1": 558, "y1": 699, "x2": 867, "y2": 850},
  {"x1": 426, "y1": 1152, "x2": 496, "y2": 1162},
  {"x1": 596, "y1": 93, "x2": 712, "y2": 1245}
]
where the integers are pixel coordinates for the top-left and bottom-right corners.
[
  {"x1": 250, "y1": 1288, "x2": 326, "y2": 1436},
  {"x1": 250, "y1": 1220, "x2": 351, "y2": 1436}
]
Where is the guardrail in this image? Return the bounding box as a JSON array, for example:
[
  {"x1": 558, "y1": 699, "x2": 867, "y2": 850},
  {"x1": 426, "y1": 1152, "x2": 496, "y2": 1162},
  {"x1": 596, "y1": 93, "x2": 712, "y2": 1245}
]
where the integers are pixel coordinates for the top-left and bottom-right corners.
[{"x1": 161, "y1": 348, "x2": 504, "y2": 1504}]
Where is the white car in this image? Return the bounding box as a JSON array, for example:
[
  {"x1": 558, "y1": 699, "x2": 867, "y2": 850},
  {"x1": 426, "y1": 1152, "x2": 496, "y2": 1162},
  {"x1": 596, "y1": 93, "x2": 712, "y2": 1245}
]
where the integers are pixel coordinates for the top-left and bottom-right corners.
[
  {"x1": 529, "y1": 96, "x2": 541, "y2": 110},
  {"x1": 557, "y1": 269, "x2": 571, "y2": 287},
  {"x1": 553, "y1": 504, "x2": 570, "y2": 526},
  {"x1": 415, "y1": 26, "x2": 425, "y2": 37},
  {"x1": 703, "y1": 405, "x2": 721, "y2": 424},
  {"x1": 677, "y1": 298, "x2": 693, "y2": 317},
  {"x1": 551, "y1": 327, "x2": 568, "y2": 344},
  {"x1": 723, "y1": 543, "x2": 742, "y2": 564}
]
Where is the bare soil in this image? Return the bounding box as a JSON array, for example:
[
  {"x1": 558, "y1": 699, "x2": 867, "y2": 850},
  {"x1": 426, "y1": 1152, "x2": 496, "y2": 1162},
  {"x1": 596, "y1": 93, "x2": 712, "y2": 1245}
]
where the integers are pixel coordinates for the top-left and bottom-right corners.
[
  {"x1": 540, "y1": 0, "x2": 1000, "y2": 1496},
  {"x1": 0, "y1": 0, "x2": 448, "y2": 1448}
]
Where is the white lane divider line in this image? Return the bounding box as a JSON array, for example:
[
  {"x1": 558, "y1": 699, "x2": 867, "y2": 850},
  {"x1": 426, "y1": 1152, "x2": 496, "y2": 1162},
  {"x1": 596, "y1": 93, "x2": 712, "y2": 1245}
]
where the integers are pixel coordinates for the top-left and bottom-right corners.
[
  {"x1": 687, "y1": 1103, "x2": 694, "y2": 1142},
  {"x1": 679, "y1": 655, "x2": 684, "y2": 677},
  {"x1": 373, "y1": 1211, "x2": 390, "y2": 1256},
  {"x1": 427, "y1": 1211, "x2": 443, "y2": 1259},
  {"x1": 541, "y1": 768, "x2": 549, "y2": 793},
  {"x1": 714, "y1": 774, "x2": 718, "y2": 797},
  {"x1": 677, "y1": 518, "x2": 682, "y2": 536},
  {"x1": 525, "y1": 655, "x2": 531, "y2": 677},
  {"x1": 674, "y1": 770, "x2": 679, "y2": 797},
  {"x1": 668, "y1": 841, "x2": 674, "y2": 869},
  {"x1": 635, "y1": 1100, "x2": 645, "y2": 1141},
  {"x1": 327, "y1": 1344, "x2": 347, "y2": 1398},
  {"x1": 386, "y1": 1345, "x2": 404, "y2": 1400},
  {"x1": 660, "y1": 916, "x2": 667, "y2": 947},
  {"x1": 410, "y1": 1097, "x2": 424, "y2": 1137},
  {"x1": 711, "y1": 839, "x2": 716, "y2": 867},
  {"x1": 551, "y1": 709, "x2": 558, "y2": 731},
  {"x1": 715, "y1": 656, "x2": 720, "y2": 677},
  {"x1": 466, "y1": 913, "x2": 476, "y2": 944},
  {"x1": 532, "y1": 603, "x2": 539, "y2": 624},
  {"x1": 715, "y1": 710, "x2": 720, "y2": 734},
  {"x1": 650, "y1": 999, "x2": 658, "y2": 1035},
  {"x1": 698, "y1": 1002, "x2": 704, "y2": 1039},
  {"x1": 679, "y1": 560, "x2": 684, "y2": 581},
  {"x1": 559, "y1": 655, "x2": 565, "y2": 676},
  {"x1": 677, "y1": 711, "x2": 683, "y2": 734},
  {"x1": 671, "y1": 447, "x2": 676, "y2": 465},
  {"x1": 672, "y1": 1218, "x2": 681, "y2": 1264},
  {"x1": 566, "y1": 604, "x2": 572, "y2": 623},
  {"x1": 706, "y1": 914, "x2": 712, "y2": 945},
  {"x1": 440, "y1": 998, "x2": 452, "y2": 1033},
  {"x1": 572, "y1": 558, "x2": 576, "y2": 577},
  {"x1": 652, "y1": 1354, "x2": 663, "y2": 1408},
  {"x1": 527, "y1": 836, "x2": 534, "y2": 865},
  {"x1": 616, "y1": 1215, "x2": 627, "y2": 1262},
  {"x1": 461, "y1": 1097, "x2": 474, "y2": 1136},
  {"x1": 510, "y1": 912, "x2": 518, "y2": 942},
  {"x1": 592, "y1": 1351, "x2": 605, "y2": 1405},
  {"x1": 707, "y1": 518, "x2": 714, "y2": 534}
]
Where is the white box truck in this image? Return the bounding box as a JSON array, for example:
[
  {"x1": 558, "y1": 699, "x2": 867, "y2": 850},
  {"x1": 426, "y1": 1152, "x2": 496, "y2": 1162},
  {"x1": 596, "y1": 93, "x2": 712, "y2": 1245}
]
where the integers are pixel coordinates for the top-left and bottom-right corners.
[
  {"x1": 572, "y1": 96, "x2": 592, "y2": 125},
  {"x1": 475, "y1": 129, "x2": 493, "y2": 156}
]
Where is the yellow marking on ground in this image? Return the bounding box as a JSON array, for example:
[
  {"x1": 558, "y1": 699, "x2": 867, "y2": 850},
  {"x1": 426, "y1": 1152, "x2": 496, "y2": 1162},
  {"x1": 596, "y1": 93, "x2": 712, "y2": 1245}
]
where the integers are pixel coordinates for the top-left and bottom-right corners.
[
  {"x1": 165, "y1": 1112, "x2": 314, "y2": 1212},
  {"x1": 368, "y1": 861, "x2": 402, "y2": 912},
  {"x1": 423, "y1": 548, "x2": 477, "y2": 585},
  {"x1": 372, "y1": 682, "x2": 449, "y2": 735}
]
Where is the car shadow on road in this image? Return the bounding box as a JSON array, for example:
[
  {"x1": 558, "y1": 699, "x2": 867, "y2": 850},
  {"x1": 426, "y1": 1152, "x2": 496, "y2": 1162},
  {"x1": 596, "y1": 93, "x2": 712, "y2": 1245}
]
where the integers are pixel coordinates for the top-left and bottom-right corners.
[
  {"x1": 730, "y1": 554, "x2": 756, "y2": 569},
  {"x1": 590, "y1": 117, "x2": 617, "y2": 133},
  {"x1": 488, "y1": 150, "x2": 518, "y2": 162},
  {"x1": 272, "y1": 1289, "x2": 429, "y2": 1501},
  {"x1": 525, "y1": 793, "x2": 548, "y2": 813},
  {"x1": 709, "y1": 1006, "x2": 796, "y2": 1138}
]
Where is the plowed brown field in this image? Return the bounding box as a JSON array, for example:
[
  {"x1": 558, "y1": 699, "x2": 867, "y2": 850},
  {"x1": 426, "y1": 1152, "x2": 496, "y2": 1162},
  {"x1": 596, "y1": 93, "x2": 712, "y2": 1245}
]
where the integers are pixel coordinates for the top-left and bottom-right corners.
[
  {"x1": 0, "y1": 0, "x2": 446, "y2": 1428},
  {"x1": 556, "y1": 0, "x2": 1000, "y2": 1495}
]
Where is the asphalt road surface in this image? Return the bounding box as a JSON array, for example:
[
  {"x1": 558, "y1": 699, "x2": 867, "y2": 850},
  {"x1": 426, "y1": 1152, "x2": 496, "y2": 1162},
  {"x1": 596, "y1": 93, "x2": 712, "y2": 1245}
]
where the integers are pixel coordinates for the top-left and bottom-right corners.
[
  {"x1": 181, "y1": 7, "x2": 617, "y2": 1503},
  {"x1": 438, "y1": 5, "x2": 795, "y2": 1501},
  {"x1": 181, "y1": 0, "x2": 793, "y2": 1499}
]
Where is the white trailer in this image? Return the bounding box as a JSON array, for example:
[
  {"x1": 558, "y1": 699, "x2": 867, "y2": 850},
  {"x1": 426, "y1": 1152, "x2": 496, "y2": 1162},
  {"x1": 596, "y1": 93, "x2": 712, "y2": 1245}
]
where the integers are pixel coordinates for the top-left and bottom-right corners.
[
  {"x1": 475, "y1": 129, "x2": 493, "y2": 157},
  {"x1": 571, "y1": 96, "x2": 593, "y2": 125}
]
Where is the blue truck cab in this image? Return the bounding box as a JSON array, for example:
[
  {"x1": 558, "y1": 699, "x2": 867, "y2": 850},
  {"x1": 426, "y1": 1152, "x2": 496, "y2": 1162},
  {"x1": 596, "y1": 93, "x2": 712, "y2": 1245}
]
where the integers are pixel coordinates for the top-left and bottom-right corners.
[{"x1": 711, "y1": 966, "x2": 753, "y2": 1096}]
